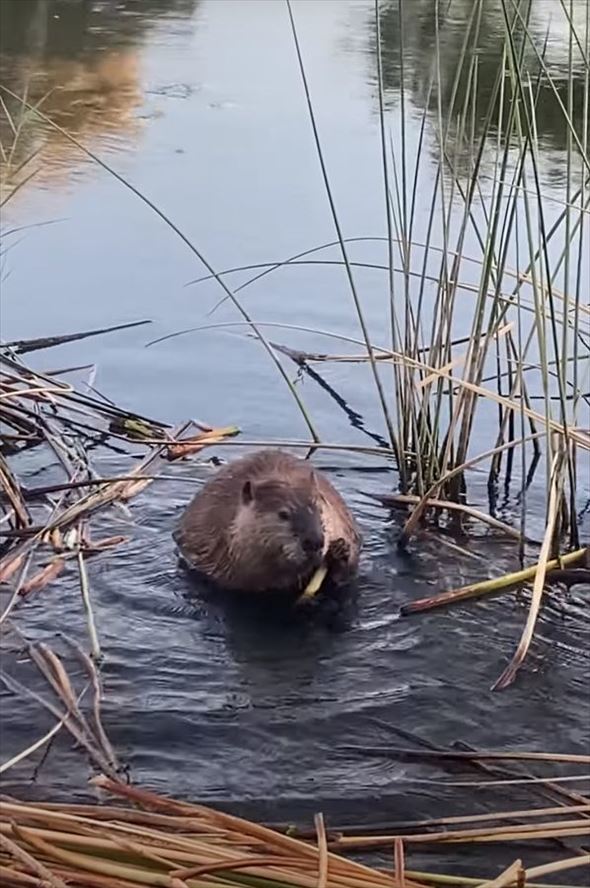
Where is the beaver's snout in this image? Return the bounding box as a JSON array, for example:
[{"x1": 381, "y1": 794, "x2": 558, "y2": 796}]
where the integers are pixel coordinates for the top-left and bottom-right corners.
[
  {"x1": 302, "y1": 530, "x2": 324, "y2": 555},
  {"x1": 292, "y1": 508, "x2": 324, "y2": 559}
]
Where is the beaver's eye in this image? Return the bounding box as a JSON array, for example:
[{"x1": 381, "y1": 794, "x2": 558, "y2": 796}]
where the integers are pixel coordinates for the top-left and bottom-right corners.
[{"x1": 278, "y1": 509, "x2": 290, "y2": 521}]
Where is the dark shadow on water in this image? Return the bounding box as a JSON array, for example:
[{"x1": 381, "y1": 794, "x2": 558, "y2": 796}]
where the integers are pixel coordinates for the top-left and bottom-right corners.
[
  {"x1": 277, "y1": 347, "x2": 392, "y2": 453},
  {"x1": 0, "y1": 0, "x2": 200, "y2": 58},
  {"x1": 177, "y1": 558, "x2": 361, "y2": 639}
]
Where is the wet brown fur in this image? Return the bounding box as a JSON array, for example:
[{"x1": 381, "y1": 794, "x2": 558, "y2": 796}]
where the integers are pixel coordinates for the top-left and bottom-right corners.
[{"x1": 174, "y1": 449, "x2": 361, "y2": 593}]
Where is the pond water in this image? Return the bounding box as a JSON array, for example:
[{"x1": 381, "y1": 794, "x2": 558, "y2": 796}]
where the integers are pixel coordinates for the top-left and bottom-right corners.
[{"x1": 1, "y1": 0, "x2": 589, "y2": 879}]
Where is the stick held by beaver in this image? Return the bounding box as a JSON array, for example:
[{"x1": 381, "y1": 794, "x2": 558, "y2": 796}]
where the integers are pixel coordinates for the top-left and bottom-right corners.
[{"x1": 174, "y1": 449, "x2": 361, "y2": 594}]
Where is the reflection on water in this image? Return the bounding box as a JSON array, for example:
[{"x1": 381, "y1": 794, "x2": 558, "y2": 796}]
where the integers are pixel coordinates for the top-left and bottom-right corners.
[
  {"x1": 1, "y1": 48, "x2": 142, "y2": 183},
  {"x1": 0, "y1": 0, "x2": 199, "y2": 186},
  {"x1": 1, "y1": 0, "x2": 587, "y2": 193},
  {"x1": 375, "y1": 0, "x2": 589, "y2": 152}
]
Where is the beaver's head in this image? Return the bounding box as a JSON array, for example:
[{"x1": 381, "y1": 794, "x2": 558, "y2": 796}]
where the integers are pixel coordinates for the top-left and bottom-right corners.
[{"x1": 232, "y1": 475, "x2": 325, "y2": 580}]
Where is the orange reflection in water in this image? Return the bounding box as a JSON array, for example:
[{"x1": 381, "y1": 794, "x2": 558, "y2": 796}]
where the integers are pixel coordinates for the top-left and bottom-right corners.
[{"x1": 1, "y1": 47, "x2": 144, "y2": 196}]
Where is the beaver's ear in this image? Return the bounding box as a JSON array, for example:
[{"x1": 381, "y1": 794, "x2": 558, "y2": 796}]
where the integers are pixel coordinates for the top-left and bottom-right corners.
[{"x1": 242, "y1": 480, "x2": 254, "y2": 504}]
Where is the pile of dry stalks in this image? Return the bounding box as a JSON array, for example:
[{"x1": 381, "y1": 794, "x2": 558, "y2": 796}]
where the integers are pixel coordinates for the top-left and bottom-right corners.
[
  {"x1": 0, "y1": 776, "x2": 590, "y2": 888},
  {"x1": 1, "y1": 775, "x2": 590, "y2": 888},
  {"x1": 0, "y1": 327, "x2": 238, "y2": 651}
]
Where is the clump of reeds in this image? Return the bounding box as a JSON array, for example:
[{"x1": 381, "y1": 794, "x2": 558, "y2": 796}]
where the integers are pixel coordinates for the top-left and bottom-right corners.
[
  {"x1": 1, "y1": 775, "x2": 589, "y2": 888},
  {"x1": 0, "y1": 333, "x2": 238, "y2": 643},
  {"x1": 284, "y1": 0, "x2": 590, "y2": 551}
]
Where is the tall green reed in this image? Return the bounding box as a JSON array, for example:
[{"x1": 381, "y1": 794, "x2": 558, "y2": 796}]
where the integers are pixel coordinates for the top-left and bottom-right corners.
[{"x1": 371, "y1": 0, "x2": 589, "y2": 547}]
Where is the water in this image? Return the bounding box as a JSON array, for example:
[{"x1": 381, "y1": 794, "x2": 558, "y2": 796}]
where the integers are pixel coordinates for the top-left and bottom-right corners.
[{"x1": 1, "y1": 0, "x2": 589, "y2": 878}]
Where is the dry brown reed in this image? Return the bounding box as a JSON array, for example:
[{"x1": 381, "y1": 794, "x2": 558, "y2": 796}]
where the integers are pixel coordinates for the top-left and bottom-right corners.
[
  {"x1": 0, "y1": 336, "x2": 238, "y2": 622},
  {"x1": 0, "y1": 331, "x2": 239, "y2": 783},
  {"x1": 0, "y1": 778, "x2": 588, "y2": 888}
]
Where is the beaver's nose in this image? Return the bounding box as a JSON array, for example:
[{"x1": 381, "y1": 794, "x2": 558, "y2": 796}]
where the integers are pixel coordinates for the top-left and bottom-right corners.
[{"x1": 303, "y1": 534, "x2": 323, "y2": 554}]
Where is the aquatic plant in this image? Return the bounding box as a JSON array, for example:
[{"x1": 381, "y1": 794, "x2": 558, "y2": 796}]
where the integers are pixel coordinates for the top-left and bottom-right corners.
[
  {"x1": 1, "y1": 773, "x2": 589, "y2": 887},
  {"x1": 282, "y1": 0, "x2": 590, "y2": 551}
]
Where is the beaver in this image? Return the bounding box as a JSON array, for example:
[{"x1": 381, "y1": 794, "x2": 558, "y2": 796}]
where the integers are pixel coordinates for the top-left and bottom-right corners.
[{"x1": 174, "y1": 449, "x2": 361, "y2": 594}]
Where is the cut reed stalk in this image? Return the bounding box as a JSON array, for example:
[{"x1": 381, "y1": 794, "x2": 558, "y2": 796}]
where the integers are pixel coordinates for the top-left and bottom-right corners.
[
  {"x1": 401, "y1": 547, "x2": 588, "y2": 614},
  {"x1": 1, "y1": 784, "x2": 588, "y2": 888}
]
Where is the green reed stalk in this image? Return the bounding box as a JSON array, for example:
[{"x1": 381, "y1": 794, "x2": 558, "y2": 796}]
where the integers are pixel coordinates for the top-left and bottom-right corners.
[
  {"x1": 285, "y1": 0, "x2": 400, "y2": 464},
  {"x1": 375, "y1": 0, "x2": 408, "y2": 489}
]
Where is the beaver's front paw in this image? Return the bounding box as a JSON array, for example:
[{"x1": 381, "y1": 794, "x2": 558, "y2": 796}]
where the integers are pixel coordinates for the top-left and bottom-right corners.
[{"x1": 327, "y1": 537, "x2": 351, "y2": 565}]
